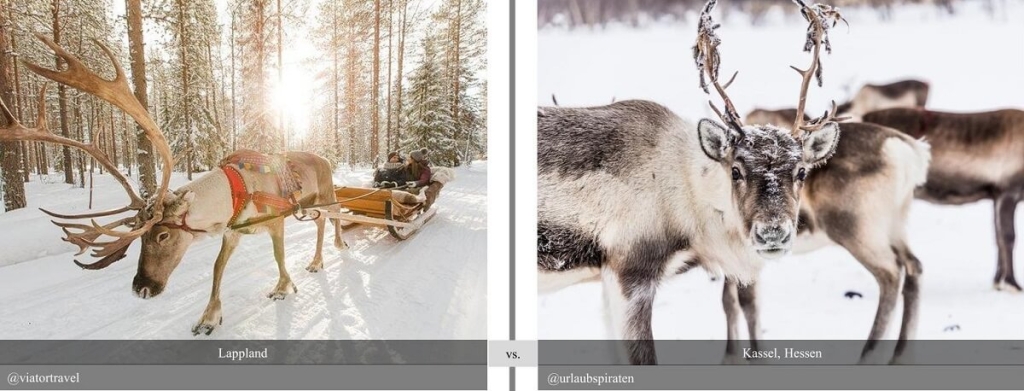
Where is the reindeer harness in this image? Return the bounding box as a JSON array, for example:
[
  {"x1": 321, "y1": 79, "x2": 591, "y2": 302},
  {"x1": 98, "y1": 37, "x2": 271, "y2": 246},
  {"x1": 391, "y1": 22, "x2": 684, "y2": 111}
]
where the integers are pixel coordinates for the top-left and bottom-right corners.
[{"x1": 219, "y1": 151, "x2": 304, "y2": 230}]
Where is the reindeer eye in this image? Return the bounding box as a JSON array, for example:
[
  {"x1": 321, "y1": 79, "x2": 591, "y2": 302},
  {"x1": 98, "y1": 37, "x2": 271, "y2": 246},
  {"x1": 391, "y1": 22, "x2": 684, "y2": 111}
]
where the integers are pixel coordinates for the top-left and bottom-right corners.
[
  {"x1": 731, "y1": 167, "x2": 743, "y2": 181},
  {"x1": 796, "y1": 168, "x2": 807, "y2": 181},
  {"x1": 156, "y1": 232, "x2": 170, "y2": 243}
]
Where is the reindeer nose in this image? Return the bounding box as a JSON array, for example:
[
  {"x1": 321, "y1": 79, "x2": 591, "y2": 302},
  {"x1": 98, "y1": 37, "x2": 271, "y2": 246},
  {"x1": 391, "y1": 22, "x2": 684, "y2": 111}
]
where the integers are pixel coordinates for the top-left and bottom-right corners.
[
  {"x1": 133, "y1": 274, "x2": 163, "y2": 299},
  {"x1": 753, "y1": 221, "x2": 793, "y2": 247}
]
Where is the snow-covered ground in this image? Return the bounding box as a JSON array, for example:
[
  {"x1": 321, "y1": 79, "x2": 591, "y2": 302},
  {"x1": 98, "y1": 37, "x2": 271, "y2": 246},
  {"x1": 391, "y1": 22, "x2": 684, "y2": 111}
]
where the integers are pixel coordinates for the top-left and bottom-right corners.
[
  {"x1": 538, "y1": 2, "x2": 1024, "y2": 342},
  {"x1": 0, "y1": 163, "x2": 487, "y2": 340}
]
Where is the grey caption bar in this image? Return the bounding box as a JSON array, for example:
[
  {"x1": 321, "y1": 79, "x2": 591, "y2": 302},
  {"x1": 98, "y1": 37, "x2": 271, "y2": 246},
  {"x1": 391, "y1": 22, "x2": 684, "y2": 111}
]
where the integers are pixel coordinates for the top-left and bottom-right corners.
[
  {"x1": 0, "y1": 365, "x2": 485, "y2": 390},
  {"x1": 0, "y1": 340, "x2": 486, "y2": 365},
  {"x1": 540, "y1": 366, "x2": 1024, "y2": 390},
  {"x1": 539, "y1": 340, "x2": 1024, "y2": 365}
]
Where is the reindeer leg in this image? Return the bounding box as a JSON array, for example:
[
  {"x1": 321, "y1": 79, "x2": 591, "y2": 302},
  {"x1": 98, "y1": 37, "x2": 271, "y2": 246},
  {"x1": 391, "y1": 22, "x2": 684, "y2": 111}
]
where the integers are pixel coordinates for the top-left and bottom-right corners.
[
  {"x1": 267, "y1": 219, "x2": 297, "y2": 300},
  {"x1": 325, "y1": 193, "x2": 347, "y2": 250},
  {"x1": 721, "y1": 278, "x2": 746, "y2": 364},
  {"x1": 306, "y1": 216, "x2": 326, "y2": 273},
  {"x1": 891, "y1": 244, "x2": 922, "y2": 364},
  {"x1": 601, "y1": 265, "x2": 658, "y2": 365},
  {"x1": 850, "y1": 246, "x2": 901, "y2": 365},
  {"x1": 993, "y1": 193, "x2": 1021, "y2": 292},
  {"x1": 332, "y1": 214, "x2": 347, "y2": 250},
  {"x1": 737, "y1": 281, "x2": 762, "y2": 348},
  {"x1": 602, "y1": 240, "x2": 673, "y2": 365},
  {"x1": 193, "y1": 232, "x2": 241, "y2": 336}
]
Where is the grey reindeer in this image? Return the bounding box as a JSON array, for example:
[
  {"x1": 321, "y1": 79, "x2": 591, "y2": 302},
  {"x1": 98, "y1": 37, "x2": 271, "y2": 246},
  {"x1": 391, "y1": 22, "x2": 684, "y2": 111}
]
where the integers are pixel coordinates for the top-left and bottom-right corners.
[
  {"x1": 538, "y1": 0, "x2": 931, "y2": 365},
  {"x1": 537, "y1": 0, "x2": 848, "y2": 365},
  {"x1": 717, "y1": 1, "x2": 931, "y2": 365}
]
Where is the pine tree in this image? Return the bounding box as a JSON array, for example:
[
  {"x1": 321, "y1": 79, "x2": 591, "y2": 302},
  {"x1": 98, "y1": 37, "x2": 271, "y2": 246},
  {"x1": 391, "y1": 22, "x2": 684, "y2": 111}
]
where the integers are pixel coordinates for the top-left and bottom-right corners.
[
  {"x1": 402, "y1": 33, "x2": 457, "y2": 166},
  {"x1": 0, "y1": 1, "x2": 26, "y2": 211},
  {"x1": 157, "y1": 0, "x2": 223, "y2": 178},
  {"x1": 237, "y1": 0, "x2": 278, "y2": 153}
]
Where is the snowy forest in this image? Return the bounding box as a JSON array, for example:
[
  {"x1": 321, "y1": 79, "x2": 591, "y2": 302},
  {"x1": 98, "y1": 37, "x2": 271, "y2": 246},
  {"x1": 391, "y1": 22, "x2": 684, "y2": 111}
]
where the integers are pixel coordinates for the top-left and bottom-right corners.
[
  {"x1": 0, "y1": 0, "x2": 487, "y2": 213},
  {"x1": 538, "y1": 0, "x2": 1000, "y2": 27}
]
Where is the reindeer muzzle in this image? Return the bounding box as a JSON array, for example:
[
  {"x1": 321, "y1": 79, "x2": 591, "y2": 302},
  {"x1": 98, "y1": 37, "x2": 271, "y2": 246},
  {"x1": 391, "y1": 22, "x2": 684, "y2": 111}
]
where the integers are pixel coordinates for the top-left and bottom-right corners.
[
  {"x1": 132, "y1": 274, "x2": 165, "y2": 299},
  {"x1": 752, "y1": 220, "x2": 794, "y2": 259}
]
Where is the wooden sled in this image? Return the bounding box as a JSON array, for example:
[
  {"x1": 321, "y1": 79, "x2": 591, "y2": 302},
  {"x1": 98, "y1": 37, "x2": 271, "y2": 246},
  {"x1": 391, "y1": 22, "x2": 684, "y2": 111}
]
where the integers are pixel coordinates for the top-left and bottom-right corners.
[{"x1": 307, "y1": 186, "x2": 436, "y2": 240}]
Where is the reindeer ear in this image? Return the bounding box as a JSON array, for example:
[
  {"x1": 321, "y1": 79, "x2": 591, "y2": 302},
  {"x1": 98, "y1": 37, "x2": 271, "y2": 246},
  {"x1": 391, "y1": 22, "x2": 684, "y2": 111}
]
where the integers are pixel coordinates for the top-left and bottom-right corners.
[
  {"x1": 802, "y1": 122, "x2": 840, "y2": 165},
  {"x1": 698, "y1": 119, "x2": 737, "y2": 162},
  {"x1": 166, "y1": 190, "x2": 195, "y2": 217},
  {"x1": 181, "y1": 190, "x2": 196, "y2": 204}
]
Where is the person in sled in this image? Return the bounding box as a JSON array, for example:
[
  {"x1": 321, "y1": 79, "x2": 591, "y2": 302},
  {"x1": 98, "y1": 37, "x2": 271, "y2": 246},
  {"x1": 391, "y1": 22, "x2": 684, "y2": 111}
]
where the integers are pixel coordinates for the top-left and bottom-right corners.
[
  {"x1": 373, "y1": 151, "x2": 407, "y2": 188},
  {"x1": 405, "y1": 148, "x2": 444, "y2": 210}
]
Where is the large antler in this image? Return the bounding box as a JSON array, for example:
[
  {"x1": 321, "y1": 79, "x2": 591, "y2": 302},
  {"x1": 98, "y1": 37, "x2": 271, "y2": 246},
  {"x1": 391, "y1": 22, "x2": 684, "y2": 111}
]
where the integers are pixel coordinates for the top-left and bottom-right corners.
[
  {"x1": 693, "y1": 0, "x2": 743, "y2": 130},
  {"x1": 790, "y1": 0, "x2": 849, "y2": 137},
  {"x1": 0, "y1": 34, "x2": 174, "y2": 269},
  {"x1": 0, "y1": 85, "x2": 144, "y2": 213}
]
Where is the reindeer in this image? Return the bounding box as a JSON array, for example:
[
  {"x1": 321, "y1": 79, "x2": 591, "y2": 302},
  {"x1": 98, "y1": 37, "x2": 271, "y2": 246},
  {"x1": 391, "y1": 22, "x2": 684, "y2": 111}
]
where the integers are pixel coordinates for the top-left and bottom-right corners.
[
  {"x1": 747, "y1": 79, "x2": 928, "y2": 127},
  {"x1": 0, "y1": 35, "x2": 345, "y2": 336},
  {"x1": 705, "y1": 1, "x2": 931, "y2": 365},
  {"x1": 720, "y1": 119, "x2": 930, "y2": 364},
  {"x1": 837, "y1": 79, "x2": 929, "y2": 121},
  {"x1": 709, "y1": 2, "x2": 930, "y2": 365},
  {"x1": 862, "y1": 107, "x2": 1024, "y2": 292},
  {"x1": 537, "y1": 0, "x2": 847, "y2": 365}
]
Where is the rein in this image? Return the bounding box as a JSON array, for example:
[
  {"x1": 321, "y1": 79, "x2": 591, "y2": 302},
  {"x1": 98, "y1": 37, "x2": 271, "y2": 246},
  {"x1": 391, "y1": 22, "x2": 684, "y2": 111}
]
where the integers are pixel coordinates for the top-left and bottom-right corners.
[
  {"x1": 156, "y1": 212, "x2": 208, "y2": 234},
  {"x1": 160, "y1": 173, "x2": 415, "y2": 232}
]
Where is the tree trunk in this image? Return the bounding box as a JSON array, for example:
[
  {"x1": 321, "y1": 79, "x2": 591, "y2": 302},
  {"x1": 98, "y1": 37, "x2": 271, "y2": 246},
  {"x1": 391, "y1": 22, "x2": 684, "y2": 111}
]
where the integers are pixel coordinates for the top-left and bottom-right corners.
[
  {"x1": 277, "y1": 0, "x2": 285, "y2": 150},
  {"x1": 206, "y1": 43, "x2": 219, "y2": 127},
  {"x1": 370, "y1": 0, "x2": 382, "y2": 166},
  {"x1": 7, "y1": 6, "x2": 30, "y2": 182},
  {"x1": 74, "y1": 91, "x2": 84, "y2": 187},
  {"x1": 0, "y1": 4, "x2": 26, "y2": 211},
  {"x1": 385, "y1": 0, "x2": 394, "y2": 152},
  {"x1": 53, "y1": 0, "x2": 74, "y2": 184},
  {"x1": 332, "y1": 2, "x2": 340, "y2": 161},
  {"x1": 32, "y1": 78, "x2": 47, "y2": 175},
  {"x1": 177, "y1": 0, "x2": 192, "y2": 180},
  {"x1": 121, "y1": 111, "x2": 132, "y2": 176},
  {"x1": 126, "y1": 0, "x2": 156, "y2": 198},
  {"x1": 254, "y1": 0, "x2": 269, "y2": 151},
  {"x1": 108, "y1": 105, "x2": 118, "y2": 169},
  {"x1": 230, "y1": 8, "x2": 237, "y2": 152},
  {"x1": 345, "y1": 9, "x2": 357, "y2": 167},
  {"x1": 395, "y1": 0, "x2": 408, "y2": 147},
  {"x1": 452, "y1": 0, "x2": 462, "y2": 125}
]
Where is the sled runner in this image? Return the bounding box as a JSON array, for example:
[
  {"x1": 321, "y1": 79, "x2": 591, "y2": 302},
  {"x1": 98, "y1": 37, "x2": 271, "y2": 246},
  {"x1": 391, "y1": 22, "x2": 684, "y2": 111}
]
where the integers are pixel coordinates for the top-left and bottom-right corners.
[{"x1": 303, "y1": 186, "x2": 436, "y2": 240}]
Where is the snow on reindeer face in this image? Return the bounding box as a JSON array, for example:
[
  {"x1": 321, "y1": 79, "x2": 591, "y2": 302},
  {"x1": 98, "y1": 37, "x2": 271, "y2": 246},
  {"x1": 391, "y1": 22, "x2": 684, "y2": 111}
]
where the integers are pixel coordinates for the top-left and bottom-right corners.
[{"x1": 697, "y1": 119, "x2": 840, "y2": 259}]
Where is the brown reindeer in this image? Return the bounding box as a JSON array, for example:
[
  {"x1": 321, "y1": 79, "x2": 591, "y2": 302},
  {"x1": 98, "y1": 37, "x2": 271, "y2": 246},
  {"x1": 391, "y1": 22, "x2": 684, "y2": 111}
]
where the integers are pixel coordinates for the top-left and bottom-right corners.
[
  {"x1": 711, "y1": 2, "x2": 930, "y2": 365},
  {"x1": 837, "y1": 79, "x2": 930, "y2": 120},
  {"x1": 0, "y1": 34, "x2": 344, "y2": 336},
  {"x1": 747, "y1": 79, "x2": 928, "y2": 126},
  {"x1": 863, "y1": 107, "x2": 1024, "y2": 291}
]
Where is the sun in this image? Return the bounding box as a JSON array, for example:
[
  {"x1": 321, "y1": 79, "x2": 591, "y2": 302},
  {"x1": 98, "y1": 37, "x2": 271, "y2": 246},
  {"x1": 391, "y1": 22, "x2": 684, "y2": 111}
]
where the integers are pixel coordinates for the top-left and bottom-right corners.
[{"x1": 269, "y1": 64, "x2": 315, "y2": 144}]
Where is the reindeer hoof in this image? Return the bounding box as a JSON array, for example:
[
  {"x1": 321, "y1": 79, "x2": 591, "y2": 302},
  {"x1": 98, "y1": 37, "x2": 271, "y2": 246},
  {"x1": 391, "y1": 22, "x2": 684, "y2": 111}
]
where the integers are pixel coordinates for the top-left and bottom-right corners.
[
  {"x1": 994, "y1": 281, "x2": 1023, "y2": 292},
  {"x1": 267, "y1": 292, "x2": 288, "y2": 301},
  {"x1": 192, "y1": 321, "x2": 218, "y2": 336},
  {"x1": 306, "y1": 264, "x2": 323, "y2": 273}
]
